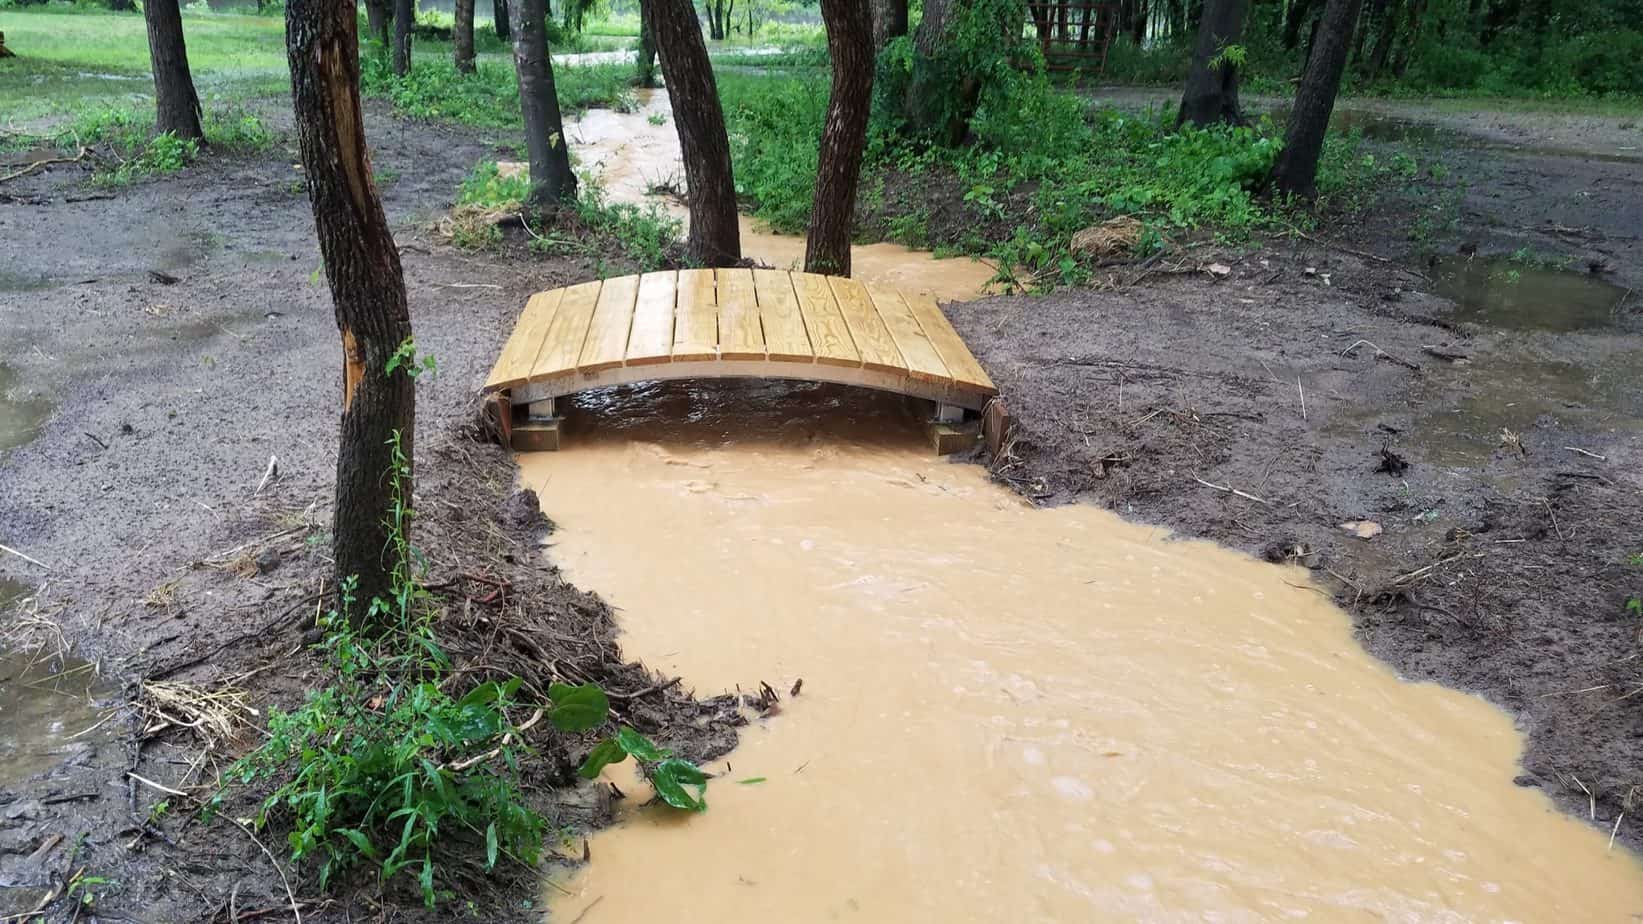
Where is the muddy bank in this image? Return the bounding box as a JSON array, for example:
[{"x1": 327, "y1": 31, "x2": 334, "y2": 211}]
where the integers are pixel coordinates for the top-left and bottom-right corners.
[
  {"x1": 946, "y1": 243, "x2": 1643, "y2": 848},
  {"x1": 0, "y1": 103, "x2": 741, "y2": 920}
]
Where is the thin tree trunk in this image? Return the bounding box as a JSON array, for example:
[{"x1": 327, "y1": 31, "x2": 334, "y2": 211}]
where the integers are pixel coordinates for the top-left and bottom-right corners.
[
  {"x1": 637, "y1": 0, "x2": 659, "y2": 86},
  {"x1": 285, "y1": 0, "x2": 415, "y2": 621},
  {"x1": 454, "y1": 0, "x2": 477, "y2": 72},
  {"x1": 1176, "y1": 0, "x2": 1247, "y2": 127},
  {"x1": 1270, "y1": 0, "x2": 1361, "y2": 198},
  {"x1": 1390, "y1": 0, "x2": 1424, "y2": 75},
  {"x1": 650, "y1": 0, "x2": 741, "y2": 265},
  {"x1": 494, "y1": 0, "x2": 512, "y2": 38},
  {"x1": 366, "y1": 0, "x2": 393, "y2": 45},
  {"x1": 1131, "y1": 0, "x2": 1147, "y2": 43},
  {"x1": 393, "y1": 0, "x2": 415, "y2": 74},
  {"x1": 806, "y1": 0, "x2": 874, "y2": 276},
  {"x1": 512, "y1": 0, "x2": 578, "y2": 208},
  {"x1": 871, "y1": 0, "x2": 908, "y2": 49},
  {"x1": 1365, "y1": 0, "x2": 1400, "y2": 78},
  {"x1": 904, "y1": 0, "x2": 984, "y2": 145},
  {"x1": 143, "y1": 0, "x2": 203, "y2": 139},
  {"x1": 1282, "y1": 0, "x2": 1316, "y2": 47}
]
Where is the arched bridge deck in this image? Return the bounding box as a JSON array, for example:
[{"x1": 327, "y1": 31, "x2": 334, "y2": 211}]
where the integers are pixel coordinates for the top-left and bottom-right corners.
[{"x1": 483, "y1": 269, "x2": 998, "y2": 448}]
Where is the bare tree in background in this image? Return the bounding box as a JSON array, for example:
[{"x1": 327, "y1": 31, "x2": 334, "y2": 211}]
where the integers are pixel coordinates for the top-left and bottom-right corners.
[
  {"x1": 494, "y1": 0, "x2": 512, "y2": 39},
  {"x1": 512, "y1": 0, "x2": 578, "y2": 209},
  {"x1": 365, "y1": 0, "x2": 393, "y2": 46},
  {"x1": 636, "y1": 0, "x2": 659, "y2": 87},
  {"x1": 1176, "y1": 0, "x2": 1247, "y2": 127},
  {"x1": 806, "y1": 0, "x2": 874, "y2": 275},
  {"x1": 393, "y1": 0, "x2": 415, "y2": 75},
  {"x1": 285, "y1": 0, "x2": 416, "y2": 619},
  {"x1": 455, "y1": 0, "x2": 477, "y2": 73},
  {"x1": 1270, "y1": 0, "x2": 1362, "y2": 198},
  {"x1": 143, "y1": 0, "x2": 203, "y2": 139},
  {"x1": 647, "y1": 0, "x2": 741, "y2": 265}
]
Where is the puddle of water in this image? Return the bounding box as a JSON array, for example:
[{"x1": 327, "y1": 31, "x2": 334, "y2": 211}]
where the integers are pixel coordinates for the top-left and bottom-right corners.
[
  {"x1": 0, "y1": 363, "x2": 54, "y2": 452},
  {"x1": 0, "y1": 652, "x2": 117, "y2": 785},
  {"x1": 0, "y1": 580, "x2": 31, "y2": 612},
  {"x1": 0, "y1": 271, "x2": 54, "y2": 293},
  {"x1": 1429, "y1": 256, "x2": 1631, "y2": 332},
  {"x1": 566, "y1": 90, "x2": 1001, "y2": 302},
  {"x1": 523, "y1": 381, "x2": 1643, "y2": 922}
]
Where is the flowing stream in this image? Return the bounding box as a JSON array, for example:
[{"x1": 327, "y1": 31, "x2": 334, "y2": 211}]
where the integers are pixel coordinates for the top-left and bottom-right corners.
[{"x1": 512, "y1": 102, "x2": 1643, "y2": 921}]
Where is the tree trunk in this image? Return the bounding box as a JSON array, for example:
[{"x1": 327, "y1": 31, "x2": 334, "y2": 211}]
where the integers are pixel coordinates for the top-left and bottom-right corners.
[
  {"x1": 651, "y1": 0, "x2": 741, "y2": 265},
  {"x1": 393, "y1": 0, "x2": 415, "y2": 74},
  {"x1": 1269, "y1": 0, "x2": 1361, "y2": 199},
  {"x1": 494, "y1": 0, "x2": 512, "y2": 38},
  {"x1": 1131, "y1": 0, "x2": 1147, "y2": 43},
  {"x1": 1390, "y1": 0, "x2": 1424, "y2": 76},
  {"x1": 1175, "y1": 0, "x2": 1246, "y2": 127},
  {"x1": 1365, "y1": 0, "x2": 1400, "y2": 79},
  {"x1": 806, "y1": 0, "x2": 874, "y2": 276},
  {"x1": 871, "y1": 0, "x2": 908, "y2": 49},
  {"x1": 285, "y1": 0, "x2": 416, "y2": 621},
  {"x1": 903, "y1": 0, "x2": 983, "y2": 145},
  {"x1": 143, "y1": 0, "x2": 203, "y2": 139},
  {"x1": 1282, "y1": 0, "x2": 1316, "y2": 48},
  {"x1": 365, "y1": 0, "x2": 393, "y2": 46},
  {"x1": 637, "y1": 0, "x2": 659, "y2": 86},
  {"x1": 454, "y1": 0, "x2": 477, "y2": 72},
  {"x1": 512, "y1": 0, "x2": 578, "y2": 209},
  {"x1": 109, "y1": 0, "x2": 135, "y2": 10}
]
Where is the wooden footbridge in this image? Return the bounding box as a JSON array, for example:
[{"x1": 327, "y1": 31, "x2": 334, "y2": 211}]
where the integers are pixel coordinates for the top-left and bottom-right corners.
[{"x1": 483, "y1": 269, "x2": 998, "y2": 451}]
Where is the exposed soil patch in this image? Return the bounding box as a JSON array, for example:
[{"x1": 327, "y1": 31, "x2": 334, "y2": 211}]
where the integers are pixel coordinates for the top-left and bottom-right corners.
[{"x1": 0, "y1": 103, "x2": 744, "y2": 921}]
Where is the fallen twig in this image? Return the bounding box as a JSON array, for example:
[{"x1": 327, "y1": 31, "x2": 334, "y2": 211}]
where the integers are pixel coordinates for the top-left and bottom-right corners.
[
  {"x1": 0, "y1": 543, "x2": 49, "y2": 570},
  {"x1": 1192, "y1": 476, "x2": 1269, "y2": 505},
  {"x1": 0, "y1": 145, "x2": 86, "y2": 185},
  {"x1": 1563, "y1": 446, "x2": 1607, "y2": 461}
]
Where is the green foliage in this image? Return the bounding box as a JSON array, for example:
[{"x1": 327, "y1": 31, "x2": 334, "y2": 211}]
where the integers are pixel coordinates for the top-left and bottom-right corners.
[
  {"x1": 458, "y1": 160, "x2": 533, "y2": 207},
  {"x1": 578, "y1": 726, "x2": 709, "y2": 812},
  {"x1": 360, "y1": 54, "x2": 634, "y2": 130},
  {"x1": 222, "y1": 432, "x2": 565, "y2": 907},
  {"x1": 456, "y1": 161, "x2": 682, "y2": 269}
]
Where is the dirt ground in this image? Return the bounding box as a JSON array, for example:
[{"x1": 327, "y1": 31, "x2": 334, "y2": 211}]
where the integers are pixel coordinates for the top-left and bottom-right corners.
[{"x1": 1, "y1": 92, "x2": 1641, "y2": 917}]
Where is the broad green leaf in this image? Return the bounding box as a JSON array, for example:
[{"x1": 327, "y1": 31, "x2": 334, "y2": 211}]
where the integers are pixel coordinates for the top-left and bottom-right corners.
[
  {"x1": 338, "y1": 827, "x2": 379, "y2": 860},
  {"x1": 485, "y1": 822, "x2": 499, "y2": 870},
  {"x1": 547, "y1": 683, "x2": 610, "y2": 733},
  {"x1": 615, "y1": 726, "x2": 667, "y2": 762},
  {"x1": 578, "y1": 738, "x2": 628, "y2": 779},
  {"x1": 649, "y1": 758, "x2": 708, "y2": 812}
]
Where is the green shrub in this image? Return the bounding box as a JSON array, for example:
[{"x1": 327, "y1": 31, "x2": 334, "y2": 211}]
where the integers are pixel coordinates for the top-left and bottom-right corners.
[{"x1": 360, "y1": 54, "x2": 634, "y2": 130}]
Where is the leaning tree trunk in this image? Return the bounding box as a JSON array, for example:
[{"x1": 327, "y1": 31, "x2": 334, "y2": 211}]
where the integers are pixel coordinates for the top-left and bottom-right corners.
[
  {"x1": 649, "y1": 0, "x2": 741, "y2": 266},
  {"x1": 871, "y1": 0, "x2": 908, "y2": 49},
  {"x1": 636, "y1": 0, "x2": 659, "y2": 86},
  {"x1": 494, "y1": 0, "x2": 512, "y2": 38},
  {"x1": 142, "y1": 0, "x2": 203, "y2": 139},
  {"x1": 454, "y1": 0, "x2": 477, "y2": 72},
  {"x1": 512, "y1": 0, "x2": 578, "y2": 208},
  {"x1": 392, "y1": 0, "x2": 415, "y2": 74},
  {"x1": 285, "y1": 0, "x2": 416, "y2": 622},
  {"x1": 1269, "y1": 0, "x2": 1361, "y2": 199},
  {"x1": 806, "y1": 0, "x2": 874, "y2": 276},
  {"x1": 1176, "y1": 0, "x2": 1247, "y2": 127}
]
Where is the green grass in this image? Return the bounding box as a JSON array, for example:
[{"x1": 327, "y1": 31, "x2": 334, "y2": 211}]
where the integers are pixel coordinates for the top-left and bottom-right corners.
[{"x1": 361, "y1": 50, "x2": 634, "y2": 129}]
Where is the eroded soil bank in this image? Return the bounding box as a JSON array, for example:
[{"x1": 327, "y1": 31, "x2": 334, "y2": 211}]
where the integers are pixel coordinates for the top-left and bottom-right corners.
[{"x1": 0, "y1": 90, "x2": 1640, "y2": 917}]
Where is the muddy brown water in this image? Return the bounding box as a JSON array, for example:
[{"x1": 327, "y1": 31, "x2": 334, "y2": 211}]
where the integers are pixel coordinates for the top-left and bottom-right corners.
[
  {"x1": 1428, "y1": 256, "x2": 1633, "y2": 332},
  {"x1": 516, "y1": 382, "x2": 1643, "y2": 921}
]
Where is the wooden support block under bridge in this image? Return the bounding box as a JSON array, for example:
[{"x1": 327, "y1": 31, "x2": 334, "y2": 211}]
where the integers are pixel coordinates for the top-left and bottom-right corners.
[{"x1": 483, "y1": 270, "x2": 999, "y2": 450}]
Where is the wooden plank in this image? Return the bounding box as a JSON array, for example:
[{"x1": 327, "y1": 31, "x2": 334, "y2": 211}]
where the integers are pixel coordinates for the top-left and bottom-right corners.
[
  {"x1": 904, "y1": 292, "x2": 997, "y2": 394},
  {"x1": 828, "y1": 276, "x2": 904, "y2": 374},
  {"x1": 790, "y1": 272, "x2": 860, "y2": 368},
  {"x1": 715, "y1": 268, "x2": 765, "y2": 360},
  {"x1": 866, "y1": 284, "x2": 951, "y2": 384},
  {"x1": 673, "y1": 269, "x2": 718, "y2": 362},
  {"x1": 625, "y1": 270, "x2": 678, "y2": 367},
  {"x1": 577, "y1": 275, "x2": 641, "y2": 373},
  {"x1": 529, "y1": 280, "x2": 603, "y2": 379},
  {"x1": 485, "y1": 288, "x2": 565, "y2": 390},
  {"x1": 753, "y1": 270, "x2": 813, "y2": 363}
]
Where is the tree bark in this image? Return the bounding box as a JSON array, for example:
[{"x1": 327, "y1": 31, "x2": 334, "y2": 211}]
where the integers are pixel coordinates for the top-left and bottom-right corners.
[
  {"x1": 637, "y1": 0, "x2": 659, "y2": 86},
  {"x1": 494, "y1": 0, "x2": 512, "y2": 38},
  {"x1": 1282, "y1": 0, "x2": 1316, "y2": 48},
  {"x1": 871, "y1": 0, "x2": 908, "y2": 49},
  {"x1": 1269, "y1": 0, "x2": 1361, "y2": 198},
  {"x1": 285, "y1": 0, "x2": 416, "y2": 621},
  {"x1": 806, "y1": 0, "x2": 874, "y2": 276},
  {"x1": 1175, "y1": 0, "x2": 1247, "y2": 127},
  {"x1": 904, "y1": 0, "x2": 981, "y2": 145},
  {"x1": 454, "y1": 0, "x2": 477, "y2": 72},
  {"x1": 650, "y1": 0, "x2": 741, "y2": 265},
  {"x1": 512, "y1": 0, "x2": 578, "y2": 208},
  {"x1": 1365, "y1": 0, "x2": 1400, "y2": 79},
  {"x1": 393, "y1": 0, "x2": 415, "y2": 75},
  {"x1": 365, "y1": 0, "x2": 393, "y2": 46},
  {"x1": 143, "y1": 0, "x2": 203, "y2": 140}
]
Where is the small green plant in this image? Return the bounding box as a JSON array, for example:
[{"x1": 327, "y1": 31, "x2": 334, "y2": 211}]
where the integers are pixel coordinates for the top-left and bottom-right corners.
[
  {"x1": 1208, "y1": 42, "x2": 1248, "y2": 71},
  {"x1": 578, "y1": 727, "x2": 711, "y2": 812},
  {"x1": 386, "y1": 338, "x2": 438, "y2": 379},
  {"x1": 647, "y1": 112, "x2": 668, "y2": 126},
  {"x1": 65, "y1": 871, "x2": 114, "y2": 909},
  {"x1": 1628, "y1": 553, "x2": 1643, "y2": 618}
]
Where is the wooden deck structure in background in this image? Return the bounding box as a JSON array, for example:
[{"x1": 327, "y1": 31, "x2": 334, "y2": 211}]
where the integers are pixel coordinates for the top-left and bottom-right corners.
[{"x1": 483, "y1": 269, "x2": 999, "y2": 450}]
